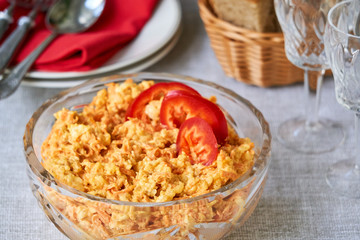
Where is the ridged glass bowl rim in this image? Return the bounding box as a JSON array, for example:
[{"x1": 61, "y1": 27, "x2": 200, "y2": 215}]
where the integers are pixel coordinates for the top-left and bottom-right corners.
[
  {"x1": 327, "y1": 0, "x2": 360, "y2": 40},
  {"x1": 24, "y1": 72, "x2": 271, "y2": 207}
]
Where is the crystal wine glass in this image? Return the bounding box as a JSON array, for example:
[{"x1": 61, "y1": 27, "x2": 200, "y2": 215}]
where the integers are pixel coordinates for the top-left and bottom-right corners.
[
  {"x1": 324, "y1": 0, "x2": 360, "y2": 199},
  {"x1": 274, "y1": 0, "x2": 345, "y2": 153}
]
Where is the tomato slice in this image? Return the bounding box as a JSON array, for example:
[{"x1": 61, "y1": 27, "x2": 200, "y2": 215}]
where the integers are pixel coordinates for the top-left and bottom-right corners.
[
  {"x1": 125, "y1": 82, "x2": 200, "y2": 120},
  {"x1": 177, "y1": 117, "x2": 218, "y2": 166},
  {"x1": 160, "y1": 90, "x2": 228, "y2": 144}
]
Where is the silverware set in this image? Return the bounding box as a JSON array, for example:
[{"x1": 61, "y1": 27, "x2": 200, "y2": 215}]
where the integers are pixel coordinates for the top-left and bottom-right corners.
[
  {"x1": 0, "y1": 0, "x2": 106, "y2": 100},
  {"x1": 0, "y1": 0, "x2": 55, "y2": 73},
  {"x1": 0, "y1": 0, "x2": 105, "y2": 100}
]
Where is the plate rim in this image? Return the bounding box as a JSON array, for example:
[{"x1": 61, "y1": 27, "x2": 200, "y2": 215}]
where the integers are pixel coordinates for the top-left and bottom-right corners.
[
  {"x1": 25, "y1": 0, "x2": 182, "y2": 80},
  {"x1": 22, "y1": 26, "x2": 182, "y2": 88}
]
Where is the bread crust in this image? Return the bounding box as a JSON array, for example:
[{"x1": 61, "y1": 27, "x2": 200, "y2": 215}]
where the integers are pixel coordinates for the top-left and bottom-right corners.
[{"x1": 208, "y1": 0, "x2": 280, "y2": 33}]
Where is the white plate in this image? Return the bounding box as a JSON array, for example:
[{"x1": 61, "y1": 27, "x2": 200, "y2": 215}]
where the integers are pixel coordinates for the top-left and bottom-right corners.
[
  {"x1": 25, "y1": 0, "x2": 181, "y2": 80},
  {"x1": 22, "y1": 27, "x2": 182, "y2": 88}
]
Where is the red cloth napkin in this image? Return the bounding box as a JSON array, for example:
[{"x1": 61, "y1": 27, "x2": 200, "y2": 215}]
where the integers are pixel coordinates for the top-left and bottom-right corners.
[{"x1": 0, "y1": 0, "x2": 159, "y2": 71}]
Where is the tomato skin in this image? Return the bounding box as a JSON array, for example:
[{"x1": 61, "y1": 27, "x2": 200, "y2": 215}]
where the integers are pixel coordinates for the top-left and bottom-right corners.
[
  {"x1": 125, "y1": 82, "x2": 200, "y2": 120},
  {"x1": 177, "y1": 117, "x2": 218, "y2": 166},
  {"x1": 160, "y1": 90, "x2": 228, "y2": 144}
]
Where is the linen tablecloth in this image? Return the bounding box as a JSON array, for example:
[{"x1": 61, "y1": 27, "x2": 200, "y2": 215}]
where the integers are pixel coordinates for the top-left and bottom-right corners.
[{"x1": 0, "y1": 0, "x2": 359, "y2": 239}]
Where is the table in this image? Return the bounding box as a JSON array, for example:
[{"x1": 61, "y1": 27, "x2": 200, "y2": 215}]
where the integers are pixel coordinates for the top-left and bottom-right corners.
[{"x1": 1, "y1": 0, "x2": 359, "y2": 239}]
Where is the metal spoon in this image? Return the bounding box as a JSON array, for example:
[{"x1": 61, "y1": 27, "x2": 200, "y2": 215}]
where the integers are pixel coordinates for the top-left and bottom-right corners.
[{"x1": 0, "y1": 0, "x2": 106, "y2": 99}]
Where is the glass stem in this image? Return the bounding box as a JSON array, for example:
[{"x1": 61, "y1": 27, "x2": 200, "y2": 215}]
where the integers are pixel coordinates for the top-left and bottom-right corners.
[
  {"x1": 354, "y1": 113, "x2": 360, "y2": 169},
  {"x1": 304, "y1": 69, "x2": 325, "y2": 128}
]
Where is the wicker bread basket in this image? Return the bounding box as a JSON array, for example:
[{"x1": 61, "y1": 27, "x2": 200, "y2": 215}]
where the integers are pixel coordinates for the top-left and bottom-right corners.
[{"x1": 198, "y1": 0, "x2": 328, "y2": 88}]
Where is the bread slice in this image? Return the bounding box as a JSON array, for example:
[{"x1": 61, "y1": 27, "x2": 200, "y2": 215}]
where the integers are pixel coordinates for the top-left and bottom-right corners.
[{"x1": 208, "y1": 0, "x2": 280, "y2": 33}]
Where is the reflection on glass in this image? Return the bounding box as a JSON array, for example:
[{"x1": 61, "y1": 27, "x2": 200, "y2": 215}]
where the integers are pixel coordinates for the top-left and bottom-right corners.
[{"x1": 324, "y1": 0, "x2": 360, "y2": 199}]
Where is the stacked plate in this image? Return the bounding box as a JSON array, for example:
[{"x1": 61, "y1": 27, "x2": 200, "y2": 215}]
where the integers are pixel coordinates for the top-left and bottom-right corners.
[{"x1": 22, "y1": 0, "x2": 182, "y2": 88}]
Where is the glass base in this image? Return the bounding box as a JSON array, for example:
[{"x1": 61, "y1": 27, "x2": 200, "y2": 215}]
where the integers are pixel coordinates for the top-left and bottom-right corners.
[
  {"x1": 326, "y1": 160, "x2": 360, "y2": 199},
  {"x1": 277, "y1": 117, "x2": 345, "y2": 154}
]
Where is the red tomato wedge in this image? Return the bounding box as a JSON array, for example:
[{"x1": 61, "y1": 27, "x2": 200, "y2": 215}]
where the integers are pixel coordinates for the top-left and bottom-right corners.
[
  {"x1": 160, "y1": 90, "x2": 228, "y2": 144},
  {"x1": 177, "y1": 117, "x2": 218, "y2": 166},
  {"x1": 125, "y1": 82, "x2": 200, "y2": 120}
]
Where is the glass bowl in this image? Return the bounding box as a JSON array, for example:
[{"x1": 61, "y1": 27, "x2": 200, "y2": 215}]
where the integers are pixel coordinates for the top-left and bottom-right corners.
[{"x1": 24, "y1": 72, "x2": 271, "y2": 240}]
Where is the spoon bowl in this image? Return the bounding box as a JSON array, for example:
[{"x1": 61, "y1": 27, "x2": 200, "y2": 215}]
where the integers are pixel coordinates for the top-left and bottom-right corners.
[
  {"x1": 47, "y1": 0, "x2": 105, "y2": 34},
  {"x1": 0, "y1": 0, "x2": 106, "y2": 99}
]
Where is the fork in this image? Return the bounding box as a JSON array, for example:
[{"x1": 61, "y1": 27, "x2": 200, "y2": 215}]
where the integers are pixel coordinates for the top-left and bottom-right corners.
[{"x1": 0, "y1": 0, "x2": 54, "y2": 73}]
